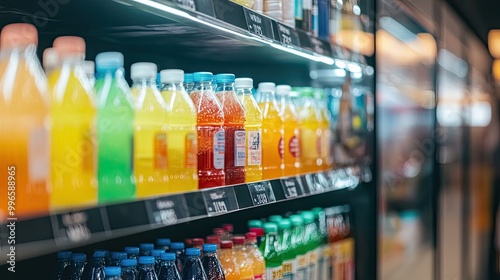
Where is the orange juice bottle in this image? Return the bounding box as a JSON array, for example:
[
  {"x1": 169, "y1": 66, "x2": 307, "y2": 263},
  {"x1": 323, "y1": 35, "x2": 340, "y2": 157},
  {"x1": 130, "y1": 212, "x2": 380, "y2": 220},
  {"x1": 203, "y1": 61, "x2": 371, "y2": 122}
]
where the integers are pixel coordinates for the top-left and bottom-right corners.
[
  {"x1": 276, "y1": 85, "x2": 301, "y2": 177},
  {"x1": 298, "y1": 87, "x2": 321, "y2": 173},
  {"x1": 244, "y1": 232, "x2": 266, "y2": 279},
  {"x1": 159, "y1": 69, "x2": 198, "y2": 193},
  {"x1": 235, "y1": 78, "x2": 262, "y2": 183},
  {"x1": 215, "y1": 74, "x2": 246, "y2": 185},
  {"x1": 232, "y1": 236, "x2": 254, "y2": 280},
  {"x1": 132, "y1": 62, "x2": 170, "y2": 198},
  {"x1": 315, "y1": 89, "x2": 333, "y2": 170},
  {"x1": 49, "y1": 36, "x2": 97, "y2": 209},
  {"x1": 219, "y1": 241, "x2": 240, "y2": 280},
  {"x1": 258, "y1": 82, "x2": 284, "y2": 180},
  {"x1": 0, "y1": 23, "x2": 50, "y2": 218}
]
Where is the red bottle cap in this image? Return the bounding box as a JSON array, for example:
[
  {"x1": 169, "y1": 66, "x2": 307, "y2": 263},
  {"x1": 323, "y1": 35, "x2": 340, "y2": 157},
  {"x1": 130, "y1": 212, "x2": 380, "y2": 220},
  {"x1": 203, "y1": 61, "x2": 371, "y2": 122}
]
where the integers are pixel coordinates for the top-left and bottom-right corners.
[
  {"x1": 220, "y1": 241, "x2": 233, "y2": 249},
  {"x1": 192, "y1": 238, "x2": 204, "y2": 246},
  {"x1": 184, "y1": 239, "x2": 193, "y2": 248},
  {"x1": 249, "y1": 228, "x2": 264, "y2": 237},
  {"x1": 213, "y1": 228, "x2": 225, "y2": 236},
  {"x1": 206, "y1": 235, "x2": 221, "y2": 245},
  {"x1": 222, "y1": 224, "x2": 234, "y2": 233},
  {"x1": 232, "y1": 236, "x2": 245, "y2": 245},
  {"x1": 245, "y1": 232, "x2": 257, "y2": 241}
]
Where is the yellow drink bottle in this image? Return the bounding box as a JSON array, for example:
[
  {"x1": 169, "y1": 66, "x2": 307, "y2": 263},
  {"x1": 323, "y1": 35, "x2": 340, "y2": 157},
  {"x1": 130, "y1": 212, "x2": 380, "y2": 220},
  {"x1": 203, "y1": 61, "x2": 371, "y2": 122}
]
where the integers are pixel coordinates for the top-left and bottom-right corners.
[
  {"x1": 298, "y1": 87, "x2": 321, "y2": 173},
  {"x1": 159, "y1": 69, "x2": 198, "y2": 193},
  {"x1": 276, "y1": 85, "x2": 301, "y2": 176},
  {"x1": 258, "y1": 82, "x2": 284, "y2": 180},
  {"x1": 132, "y1": 63, "x2": 169, "y2": 198},
  {"x1": 235, "y1": 78, "x2": 263, "y2": 183},
  {"x1": 315, "y1": 89, "x2": 333, "y2": 170},
  {"x1": 232, "y1": 236, "x2": 254, "y2": 280},
  {"x1": 49, "y1": 36, "x2": 97, "y2": 209},
  {"x1": 0, "y1": 24, "x2": 50, "y2": 218}
]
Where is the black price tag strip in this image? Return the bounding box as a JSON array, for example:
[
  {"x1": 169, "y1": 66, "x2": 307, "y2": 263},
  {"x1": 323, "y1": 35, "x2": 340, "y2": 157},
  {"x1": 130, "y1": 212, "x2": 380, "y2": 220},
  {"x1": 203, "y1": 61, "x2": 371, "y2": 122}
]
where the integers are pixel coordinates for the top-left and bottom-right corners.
[
  {"x1": 106, "y1": 201, "x2": 150, "y2": 230},
  {"x1": 53, "y1": 207, "x2": 107, "y2": 244},
  {"x1": 15, "y1": 215, "x2": 54, "y2": 244},
  {"x1": 248, "y1": 181, "x2": 276, "y2": 206},
  {"x1": 280, "y1": 176, "x2": 304, "y2": 199},
  {"x1": 275, "y1": 22, "x2": 301, "y2": 48},
  {"x1": 243, "y1": 8, "x2": 275, "y2": 39},
  {"x1": 203, "y1": 187, "x2": 239, "y2": 216},
  {"x1": 213, "y1": 0, "x2": 248, "y2": 30},
  {"x1": 147, "y1": 194, "x2": 189, "y2": 226}
]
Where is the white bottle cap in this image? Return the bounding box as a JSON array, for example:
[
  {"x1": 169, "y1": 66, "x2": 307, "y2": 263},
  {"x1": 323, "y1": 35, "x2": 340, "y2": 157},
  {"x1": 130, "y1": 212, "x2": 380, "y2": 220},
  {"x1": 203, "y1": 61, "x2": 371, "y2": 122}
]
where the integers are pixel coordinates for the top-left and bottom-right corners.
[
  {"x1": 235, "y1": 78, "x2": 253, "y2": 88},
  {"x1": 43, "y1": 47, "x2": 59, "y2": 71},
  {"x1": 83, "y1": 60, "x2": 95, "y2": 77},
  {"x1": 131, "y1": 62, "x2": 157, "y2": 80},
  {"x1": 276, "y1": 85, "x2": 292, "y2": 95},
  {"x1": 160, "y1": 69, "x2": 184, "y2": 83},
  {"x1": 258, "y1": 82, "x2": 276, "y2": 92}
]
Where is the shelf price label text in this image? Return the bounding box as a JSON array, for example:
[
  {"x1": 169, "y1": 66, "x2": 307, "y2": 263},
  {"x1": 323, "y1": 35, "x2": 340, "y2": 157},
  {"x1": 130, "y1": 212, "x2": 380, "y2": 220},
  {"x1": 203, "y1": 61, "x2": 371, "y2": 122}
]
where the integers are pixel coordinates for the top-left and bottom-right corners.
[
  {"x1": 276, "y1": 23, "x2": 300, "y2": 48},
  {"x1": 281, "y1": 176, "x2": 304, "y2": 198},
  {"x1": 54, "y1": 208, "x2": 106, "y2": 244},
  {"x1": 203, "y1": 187, "x2": 239, "y2": 216},
  {"x1": 148, "y1": 194, "x2": 189, "y2": 226},
  {"x1": 243, "y1": 8, "x2": 274, "y2": 39},
  {"x1": 248, "y1": 181, "x2": 276, "y2": 206}
]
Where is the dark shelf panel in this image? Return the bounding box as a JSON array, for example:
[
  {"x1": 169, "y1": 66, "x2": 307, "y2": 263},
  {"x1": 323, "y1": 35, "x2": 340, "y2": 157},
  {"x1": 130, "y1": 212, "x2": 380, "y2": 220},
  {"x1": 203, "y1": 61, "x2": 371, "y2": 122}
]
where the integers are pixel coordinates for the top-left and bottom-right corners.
[{"x1": 0, "y1": 165, "x2": 371, "y2": 262}]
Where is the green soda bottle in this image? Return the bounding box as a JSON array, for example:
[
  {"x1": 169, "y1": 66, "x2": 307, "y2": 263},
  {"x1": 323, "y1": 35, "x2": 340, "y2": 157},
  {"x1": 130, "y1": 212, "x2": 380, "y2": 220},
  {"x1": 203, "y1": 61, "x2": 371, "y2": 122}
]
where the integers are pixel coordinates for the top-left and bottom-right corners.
[
  {"x1": 248, "y1": 219, "x2": 263, "y2": 230},
  {"x1": 312, "y1": 207, "x2": 329, "y2": 280},
  {"x1": 290, "y1": 215, "x2": 308, "y2": 280},
  {"x1": 262, "y1": 222, "x2": 283, "y2": 280},
  {"x1": 301, "y1": 211, "x2": 319, "y2": 280},
  {"x1": 95, "y1": 52, "x2": 136, "y2": 202},
  {"x1": 278, "y1": 219, "x2": 296, "y2": 280},
  {"x1": 269, "y1": 215, "x2": 283, "y2": 224}
]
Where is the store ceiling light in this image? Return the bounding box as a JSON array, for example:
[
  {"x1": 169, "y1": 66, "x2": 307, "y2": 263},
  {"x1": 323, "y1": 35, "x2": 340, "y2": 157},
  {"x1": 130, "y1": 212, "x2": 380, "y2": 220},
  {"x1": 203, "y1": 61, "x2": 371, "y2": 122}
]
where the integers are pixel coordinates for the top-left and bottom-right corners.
[
  {"x1": 128, "y1": 0, "x2": 334, "y2": 65},
  {"x1": 488, "y1": 30, "x2": 500, "y2": 58}
]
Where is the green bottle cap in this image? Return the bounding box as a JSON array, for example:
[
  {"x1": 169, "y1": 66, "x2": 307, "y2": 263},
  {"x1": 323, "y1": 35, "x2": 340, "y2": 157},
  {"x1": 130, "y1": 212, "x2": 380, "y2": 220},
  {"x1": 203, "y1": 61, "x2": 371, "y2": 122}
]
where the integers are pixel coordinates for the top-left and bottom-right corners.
[
  {"x1": 311, "y1": 207, "x2": 324, "y2": 218},
  {"x1": 290, "y1": 215, "x2": 304, "y2": 226},
  {"x1": 248, "y1": 220, "x2": 263, "y2": 229},
  {"x1": 300, "y1": 211, "x2": 315, "y2": 224},
  {"x1": 268, "y1": 215, "x2": 282, "y2": 223},
  {"x1": 300, "y1": 87, "x2": 315, "y2": 98},
  {"x1": 263, "y1": 222, "x2": 278, "y2": 233},
  {"x1": 278, "y1": 219, "x2": 291, "y2": 230}
]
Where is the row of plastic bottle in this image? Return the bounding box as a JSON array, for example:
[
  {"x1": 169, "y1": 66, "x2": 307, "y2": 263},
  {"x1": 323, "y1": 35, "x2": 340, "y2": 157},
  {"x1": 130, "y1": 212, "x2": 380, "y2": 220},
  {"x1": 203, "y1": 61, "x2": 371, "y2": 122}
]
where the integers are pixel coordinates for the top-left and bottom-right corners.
[
  {"x1": 0, "y1": 23, "x2": 336, "y2": 219},
  {"x1": 55, "y1": 205, "x2": 352, "y2": 280}
]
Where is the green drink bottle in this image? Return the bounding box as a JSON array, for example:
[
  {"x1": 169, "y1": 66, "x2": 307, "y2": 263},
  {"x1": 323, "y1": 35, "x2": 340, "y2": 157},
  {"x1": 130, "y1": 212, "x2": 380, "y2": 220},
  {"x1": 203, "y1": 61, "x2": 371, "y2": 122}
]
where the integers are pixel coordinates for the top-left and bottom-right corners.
[
  {"x1": 312, "y1": 207, "x2": 329, "y2": 280},
  {"x1": 262, "y1": 222, "x2": 283, "y2": 280},
  {"x1": 301, "y1": 211, "x2": 319, "y2": 280},
  {"x1": 278, "y1": 219, "x2": 296, "y2": 280},
  {"x1": 290, "y1": 215, "x2": 308, "y2": 280}
]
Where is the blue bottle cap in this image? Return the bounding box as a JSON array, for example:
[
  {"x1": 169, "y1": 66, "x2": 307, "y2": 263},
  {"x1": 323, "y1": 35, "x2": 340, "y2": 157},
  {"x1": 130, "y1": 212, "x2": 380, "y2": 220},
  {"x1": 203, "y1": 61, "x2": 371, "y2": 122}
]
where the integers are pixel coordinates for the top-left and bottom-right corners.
[
  {"x1": 121, "y1": 258, "x2": 137, "y2": 267},
  {"x1": 170, "y1": 242, "x2": 184, "y2": 250},
  {"x1": 184, "y1": 73, "x2": 194, "y2": 83},
  {"x1": 156, "y1": 238, "x2": 171, "y2": 246},
  {"x1": 95, "y1": 52, "x2": 124, "y2": 72},
  {"x1": 160, "y1": 252, "x2": 176, "y2": 261},
  {"x1": 71, "y1": 253, "x2": 87, "y2": 261},
  {"x1": 93, "y1": 251, "x2": 106, "y2": 259},
  {"x1": 57, "y1": 251, "x2": 72, "y2": 259},
  {"x1": 138, "y1": 256, "x2": 155, "y2": 265},
  {"x1": 151, "y1": 249, "x2": 164, "y2": 257},
  {"x1": 104, "y1": 266, "x2": 121, "y2": 277},
  {"x1": 124, "y1": 247, "x2": 140, "y2": 254},
  {"x1": 202, "y1": 244, "x2": 217, "y2": 253},
  {"x1": 140, "y1": 243, "x2": 154, "y2": 251},
  {"x1": 193, "y1": 72, "x2": 213, "y2": 82},
  {"x1": 185, "y1": 248, "x2": 201, "y2": 256},
  {"x1": 111, "y1": 252, "x2": 127, "y2": 260},
  {"x1": 215, "y1": 73, "x2": 235, "y2": 83}
]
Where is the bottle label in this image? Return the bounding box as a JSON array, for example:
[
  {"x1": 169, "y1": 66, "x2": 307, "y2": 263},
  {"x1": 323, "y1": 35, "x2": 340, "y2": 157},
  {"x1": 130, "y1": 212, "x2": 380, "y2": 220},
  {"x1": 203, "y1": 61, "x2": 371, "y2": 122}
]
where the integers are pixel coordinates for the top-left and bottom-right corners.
[
  {"x1": 234, "y1": 130, "x2": 246, "y2": 167},
  {"x1": 266, "y1": 266, "x2": 283, "y2": 280},
  {"x1": 154, "y1": 132, "x2": 168, "y2": 169},
  {"x1": 185, "y1": 132, "x2": 197, "y2": 168},
  {"x1": 288, "y1": 134, "x2": 300, "y2": 158},
  {"x1": 247, "y1": 130, "x2": 262, "y2": 165},
  {"x1": 278, "y1": 136, "x2": 284, "y2": 159},
  {"x1": 28, "y1": 126, "x2": 49, "y2": 182},
  {"x1": 296, "y1": 254, "x2": 309, "y2": 280},
  {"x1": 253, "y1": 274, "x2": 264, "y2": 280},
  {"x1": 282, "y1": 258, "x2": 297, "y2": 279},
  {"x1": 319, "y1": 245, "x2": 330, "y2": 280},
  {"x1": 213, "y1": 130, "x2": 225, "y2": 169},
  {"x1": 309, "y1": 249, "x2": 319, "y2": 280}
]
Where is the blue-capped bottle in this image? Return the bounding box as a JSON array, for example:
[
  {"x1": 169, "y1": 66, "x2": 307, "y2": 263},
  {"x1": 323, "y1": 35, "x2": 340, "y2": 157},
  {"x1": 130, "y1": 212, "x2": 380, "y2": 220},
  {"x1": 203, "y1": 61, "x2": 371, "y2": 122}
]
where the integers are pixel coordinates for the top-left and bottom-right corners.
[
  {"x1": 151, "y1": 249, "x2": 164, "y2": 273},
  {"x1": 182, "y1": 248, "x2": 208, "y2": 280},
  {"x1": 184, "y1": 73, "x2": 194, "y2": 93},
  {"x1": 121, "y1": 259, "x2": 138, "y2": 280},
  {"x1": 56, "y1": 251, "x2": 72, "y2": 280},
  {"x1": 156, "y1": 238, "x2": 171, "y2": 251},
  {"x1": 104, "y1": 266, "x2": 122, "y2": 280},
  {"x1": 158, "y1": 252, "x2": 181, "y2": 280},
  {"x1": 82, "y1": 250, "x2": 106, "y2": 280},
  {"x1": 110, "y1": 252, "x2": 128, "y2": 266},
  {"x1": 138, "y1": 256, "x2": 158, "y2": 280},
  {"x1": 102, "y1": 250, "x2": 112, "y2": 266},
  {"x1": 62, "y1": 253, "x2": 87, "y2": 280},
  {"x1": 124, "y1": 247, "x2": 140, "y2": 259},
  {"x1": 140, "y1": 243, "x2": 155, "y2": 256},
  {"x1": 215, "y1": 73, "x2": 246, "y2": 185},
  {"x1": 201, "y1": 244, "x2": 224, "y2": 280},
  {"x1": 169, "y1": 242, "x2": 185, "y2": 274}
]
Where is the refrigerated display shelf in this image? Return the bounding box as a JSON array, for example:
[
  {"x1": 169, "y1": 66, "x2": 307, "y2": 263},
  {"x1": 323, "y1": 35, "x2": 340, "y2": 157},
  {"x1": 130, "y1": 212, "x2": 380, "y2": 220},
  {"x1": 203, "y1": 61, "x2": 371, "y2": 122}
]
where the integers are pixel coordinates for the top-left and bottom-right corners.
[{"x1": 0, "y1": 165, "x2": 370, "y2": 262}]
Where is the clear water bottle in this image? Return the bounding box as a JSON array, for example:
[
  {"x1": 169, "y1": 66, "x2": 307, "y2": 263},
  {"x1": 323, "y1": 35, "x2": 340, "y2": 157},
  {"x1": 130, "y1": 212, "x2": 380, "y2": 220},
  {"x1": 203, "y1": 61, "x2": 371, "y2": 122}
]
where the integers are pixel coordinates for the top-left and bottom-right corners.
[
  {"x1": 181, "y1": 248, "x2": 207, "y2": 280},
  {"x1": 140, "y1": 243, "x2": 155, "y2": 256},
  {"x1": 55, "y1": 251, "x2": 72, "y2": 280},
  {"x1": 138, "y1": 256, "x2": 158, "y2": 280},
  {"x1": 124, "y1": 247, "x2": 140, "y2": 260},
  {"x1": 121, "y1": 258, "x2": 138, "y2": 280},
  {"x1": 81, "y1": 250, "x2": 106, "y2": 280},
  {"x1": 110, "y1": 252, "x2": 128, "y2": 266},
  {"x1": 156, "y1": 238, "x2": 171, "y2": 251},
  {"x1": 104, "y1": 266, "x2": 122, "y2": 280},
  {"x1": 158, "y1": 252, "x2": 181, "y2": 280},
  {"x1": 62, "y1": 253, "x2": 87, "y2": 280}
]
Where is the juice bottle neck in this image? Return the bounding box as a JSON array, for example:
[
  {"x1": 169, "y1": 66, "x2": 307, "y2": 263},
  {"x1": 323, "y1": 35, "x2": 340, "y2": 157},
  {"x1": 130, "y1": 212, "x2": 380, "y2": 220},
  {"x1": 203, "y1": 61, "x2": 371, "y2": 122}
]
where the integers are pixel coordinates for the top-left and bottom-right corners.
[
  {"x1": 133, "y1": 78, "x2": 156, "y2": 88},
  {"x1": 216, "y1": 82, "x2": 234, "y2": 92},
  {"x1": 193, "y1": 81, "x2": 213, "y2": 92},
  {"x1": 161, "y1": 82, "x2": 185, "y2": 92},
  {"x1": 236, "y1": 87, "x2": 253, "y2": 96}
]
